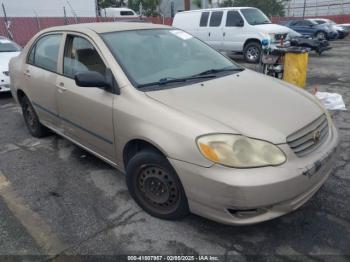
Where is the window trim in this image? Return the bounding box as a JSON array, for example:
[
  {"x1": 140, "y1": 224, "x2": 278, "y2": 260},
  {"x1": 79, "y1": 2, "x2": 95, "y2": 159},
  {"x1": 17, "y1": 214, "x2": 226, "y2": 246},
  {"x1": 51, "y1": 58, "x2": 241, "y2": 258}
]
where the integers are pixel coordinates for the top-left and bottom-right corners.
[{"x1": 26, "y1": 32, "x2": 63, "y2": 74}]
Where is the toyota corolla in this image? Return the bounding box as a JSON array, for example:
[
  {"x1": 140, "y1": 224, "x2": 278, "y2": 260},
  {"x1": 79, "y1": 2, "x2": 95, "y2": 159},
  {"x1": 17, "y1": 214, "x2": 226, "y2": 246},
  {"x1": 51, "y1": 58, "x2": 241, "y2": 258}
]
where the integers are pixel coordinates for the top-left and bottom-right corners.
[{"x1": 9, "y1": 23, "x2": 339, "y2": 225}]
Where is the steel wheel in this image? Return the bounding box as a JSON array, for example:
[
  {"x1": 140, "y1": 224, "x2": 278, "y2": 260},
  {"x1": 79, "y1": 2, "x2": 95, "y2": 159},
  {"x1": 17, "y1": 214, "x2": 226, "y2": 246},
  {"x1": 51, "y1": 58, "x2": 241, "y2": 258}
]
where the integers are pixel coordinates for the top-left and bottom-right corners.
[
  {"x1": 246, "y1": 46, "x2": 260, "y2": 61},
  {"x1": 136, "y1": 165, "x2": 180, "y2": 214},
  {"x1": 244, "y1": 42, "x2": 262, "y2": 63},
  {"x1": 23, "y1": 101, "x2": 38, "y2": 132},
  {"x1": 20, "y1": 96, "x2": 49, "y2": 138},
  {"x1": 126, "y1": 150, "x2": 189, "y2": 220}
]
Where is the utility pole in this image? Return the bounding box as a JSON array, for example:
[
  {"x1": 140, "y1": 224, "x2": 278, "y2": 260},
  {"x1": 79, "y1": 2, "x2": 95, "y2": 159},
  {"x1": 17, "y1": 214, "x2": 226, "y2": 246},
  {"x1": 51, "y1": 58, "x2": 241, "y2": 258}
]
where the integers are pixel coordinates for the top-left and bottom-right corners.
[
  {"x1": 1, "y1": 3, "x2": 13, "y2": 40},
  {"x1": 184, "y1": 0, "x2": 190, "y2": 10},
  {"x1": 302, "y1": 0, "x2": 307, "y2": 18}
]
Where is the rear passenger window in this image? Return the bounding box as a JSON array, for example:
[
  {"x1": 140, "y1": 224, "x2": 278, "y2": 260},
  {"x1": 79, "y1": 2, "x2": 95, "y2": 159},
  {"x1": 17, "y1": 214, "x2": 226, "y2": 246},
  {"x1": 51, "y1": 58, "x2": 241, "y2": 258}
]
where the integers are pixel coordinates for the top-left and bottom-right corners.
[
  {"x1": 200, "y1": 12, "x2": 209, "y2": 27},
  {"x1": 226, "y1": 11, "x2": 243, "y2": 27},
  {"x1": 63, "y1": 35, "x2": 106, "y2": 79},
  {"x1": 28, "y1": 34, "x2": 62, "y2": 72},
  {"x1": 209, "y1": 11, "x2": 223, "y2": 27}
]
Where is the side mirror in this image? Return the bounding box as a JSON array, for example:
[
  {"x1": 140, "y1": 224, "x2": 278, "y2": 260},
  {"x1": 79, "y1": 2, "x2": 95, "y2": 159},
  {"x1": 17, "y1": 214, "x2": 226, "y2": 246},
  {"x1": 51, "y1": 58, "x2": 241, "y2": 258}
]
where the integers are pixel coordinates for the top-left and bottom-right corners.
[
  {"x1": 237, "y1": 20, "x2": 244, "y2": 27},
  {"x1": 75, "y1": 71, "x2": 111, "y2": 88}
]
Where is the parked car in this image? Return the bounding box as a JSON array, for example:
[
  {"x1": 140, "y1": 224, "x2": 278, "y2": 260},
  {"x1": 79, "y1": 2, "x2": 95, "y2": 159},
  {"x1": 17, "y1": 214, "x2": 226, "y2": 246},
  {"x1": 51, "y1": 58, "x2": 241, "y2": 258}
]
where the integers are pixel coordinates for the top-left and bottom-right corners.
[
  {"x1": 308, "y1": 18, "x2": 349, "y2": 39},
  {"x1": 10, "y1": 23, "x2": 339, "y2": 225},
  {"x1": 281, "y1": 19, "x2": 338, "y2": 40},
  {"x1": 100, "y1": 7, "x2": 138, "y2": 18},
  {"x1": 339, "y1": 23, "x2": 350, "y2": 31},
  {"x1": 0, "y1": 36, "x2": 21, "y2": 93},
  {"x1": 173, "y1": 7, "x2": 291, "y2": 63}
]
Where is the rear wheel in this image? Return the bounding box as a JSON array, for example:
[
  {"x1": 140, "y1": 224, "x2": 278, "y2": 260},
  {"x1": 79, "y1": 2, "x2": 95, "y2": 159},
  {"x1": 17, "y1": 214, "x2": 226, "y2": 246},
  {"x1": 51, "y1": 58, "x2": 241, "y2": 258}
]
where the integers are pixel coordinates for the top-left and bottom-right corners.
[
  {"x1": 20, "y1": 96, "x2": 49, "y2": 138},
  {"x1": 244, "y1": 42, "x2": 262, "y2": 63},
  {"x1": 126, "y1": 150, "x2": 189, "y2": 220}
]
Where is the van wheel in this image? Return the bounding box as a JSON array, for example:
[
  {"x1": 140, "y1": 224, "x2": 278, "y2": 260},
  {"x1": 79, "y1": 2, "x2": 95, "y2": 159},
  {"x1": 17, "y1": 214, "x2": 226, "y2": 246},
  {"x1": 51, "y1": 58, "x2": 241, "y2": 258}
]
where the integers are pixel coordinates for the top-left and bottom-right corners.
[
  {"x1": 20, "y1": 96, "x2": 49, "y2": 138},
  {"x1": 315, "y1": 31, "x2": 326, "y2": 40},
  {"x1": 244, "y1": 42, "x2": 262, "y2": 63},
  {"x1": 126, "y1": 150, "x2": 189, "y2": 220}
]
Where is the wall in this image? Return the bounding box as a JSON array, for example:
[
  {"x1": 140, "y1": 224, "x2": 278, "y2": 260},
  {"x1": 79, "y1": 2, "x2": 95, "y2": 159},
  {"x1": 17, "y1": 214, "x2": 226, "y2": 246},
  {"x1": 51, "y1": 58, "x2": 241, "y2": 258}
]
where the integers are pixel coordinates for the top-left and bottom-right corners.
[{"x1": 0, "y1": 0, "x2": 97, "y2": 17}]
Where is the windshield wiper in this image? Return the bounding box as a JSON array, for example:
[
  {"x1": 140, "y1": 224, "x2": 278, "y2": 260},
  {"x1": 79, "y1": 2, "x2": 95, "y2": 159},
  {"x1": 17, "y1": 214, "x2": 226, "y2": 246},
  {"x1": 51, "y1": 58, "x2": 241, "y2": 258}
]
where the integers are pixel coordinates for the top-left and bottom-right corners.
[
  {"x1": 194, "y1": 67, "x2": 244, "y2": 77},
  {"x1": 137, "y1": 75, "x2": 216, "y2": 88}
]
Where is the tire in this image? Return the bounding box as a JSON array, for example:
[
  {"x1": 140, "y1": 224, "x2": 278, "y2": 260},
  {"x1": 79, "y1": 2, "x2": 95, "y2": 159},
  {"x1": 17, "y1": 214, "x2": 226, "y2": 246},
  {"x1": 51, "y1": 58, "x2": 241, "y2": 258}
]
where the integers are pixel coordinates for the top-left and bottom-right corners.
[
  {"x1": 315, "y1": 31, "x2": 326, "y2": 40},
  {"x1": 126, "y1": 150, "x2": 189, "y2": 220},
  {"x1": 20, "y1": 96, "x2": 49, "y2": 138},
  {"x1": 243, "y1": 42, "x2": 262, "y2": 63}
]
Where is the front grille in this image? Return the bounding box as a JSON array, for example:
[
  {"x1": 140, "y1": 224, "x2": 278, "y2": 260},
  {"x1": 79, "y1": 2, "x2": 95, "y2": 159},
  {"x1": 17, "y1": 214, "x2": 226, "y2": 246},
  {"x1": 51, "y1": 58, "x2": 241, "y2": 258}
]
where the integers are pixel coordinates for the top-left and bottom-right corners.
[{"x1": 287, "y1": 114, "x2": 329, "y2": 157}]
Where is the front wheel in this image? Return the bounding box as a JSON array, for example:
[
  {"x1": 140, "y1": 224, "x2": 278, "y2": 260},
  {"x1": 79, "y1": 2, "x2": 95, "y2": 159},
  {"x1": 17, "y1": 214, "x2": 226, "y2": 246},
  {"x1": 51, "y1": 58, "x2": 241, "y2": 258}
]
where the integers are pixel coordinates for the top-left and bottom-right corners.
[
  {"x1": 244, "y1": 42, "x2": 262, "y2": 63},
  {"x1": 126, "y1": 150, "x2": 189, "y2": 220},
  {"x1": 316, "y1": 31, "x2": 326, "y2": 40}
]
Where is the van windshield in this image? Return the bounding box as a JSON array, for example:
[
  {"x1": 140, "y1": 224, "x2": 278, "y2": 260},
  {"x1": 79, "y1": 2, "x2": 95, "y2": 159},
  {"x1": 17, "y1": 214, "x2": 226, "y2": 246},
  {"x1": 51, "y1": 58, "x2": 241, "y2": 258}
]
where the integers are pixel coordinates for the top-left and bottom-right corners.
[
  {"x1": 241, "y1": 8, "x2": 271, "y2": 25},
  {"x1": 101, "y1": 29, "x2": 243, "y2": 90}
]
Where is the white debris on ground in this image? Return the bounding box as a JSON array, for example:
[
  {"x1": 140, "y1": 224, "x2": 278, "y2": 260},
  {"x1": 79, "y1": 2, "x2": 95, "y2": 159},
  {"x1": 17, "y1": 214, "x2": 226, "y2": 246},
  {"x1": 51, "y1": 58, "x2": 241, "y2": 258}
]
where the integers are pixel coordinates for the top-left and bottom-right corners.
[{"x1": 315, "y1": 91, "x2": 347, "y2": 111}]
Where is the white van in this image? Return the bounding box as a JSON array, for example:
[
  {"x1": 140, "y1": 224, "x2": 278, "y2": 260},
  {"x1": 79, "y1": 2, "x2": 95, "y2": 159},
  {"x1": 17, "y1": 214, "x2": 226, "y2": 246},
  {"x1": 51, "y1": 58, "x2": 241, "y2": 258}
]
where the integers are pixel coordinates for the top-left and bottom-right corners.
[
  {"x1": 173, "y1": 7, "x2": 291, "y2": 63},
  {"x1": 100, "y1": 7, "x2": 138, "y2": 18}
]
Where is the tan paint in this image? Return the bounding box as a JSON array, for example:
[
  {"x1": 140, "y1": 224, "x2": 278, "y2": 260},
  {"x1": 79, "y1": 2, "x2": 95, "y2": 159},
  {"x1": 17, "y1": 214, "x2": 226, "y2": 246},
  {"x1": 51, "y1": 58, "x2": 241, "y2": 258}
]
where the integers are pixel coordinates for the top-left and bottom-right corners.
[{"x1": 9, "y1": 23, "x2": 340, "y2": 225}]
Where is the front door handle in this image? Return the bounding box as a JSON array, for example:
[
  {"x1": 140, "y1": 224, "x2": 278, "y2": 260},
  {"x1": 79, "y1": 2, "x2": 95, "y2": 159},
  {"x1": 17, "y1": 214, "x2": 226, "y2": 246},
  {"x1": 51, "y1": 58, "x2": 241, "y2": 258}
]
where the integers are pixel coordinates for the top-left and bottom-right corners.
[
  {"x1": 208, "y1": 32, "x2": 211, "y2": 37},
  {"x1": 223, "y1": 32, "x2": 226, "y2": 37},
  {"x1": 56, "y1": 82, "x2": 67, "y2": 92},
  {"x1": 24, "y1": 70, "x2": 31, "y2": 77}
]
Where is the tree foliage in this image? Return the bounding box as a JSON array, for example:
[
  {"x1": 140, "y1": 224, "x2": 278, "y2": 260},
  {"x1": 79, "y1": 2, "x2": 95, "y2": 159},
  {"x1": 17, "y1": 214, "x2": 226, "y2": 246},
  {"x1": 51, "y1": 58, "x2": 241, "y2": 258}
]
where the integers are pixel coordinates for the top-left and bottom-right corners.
[
  {"x1": 220, "y1": 0, "x2": 287, "y2": 16},
  {"x1": 128, "y1": 0, "x2": 161, "y2": 16}
]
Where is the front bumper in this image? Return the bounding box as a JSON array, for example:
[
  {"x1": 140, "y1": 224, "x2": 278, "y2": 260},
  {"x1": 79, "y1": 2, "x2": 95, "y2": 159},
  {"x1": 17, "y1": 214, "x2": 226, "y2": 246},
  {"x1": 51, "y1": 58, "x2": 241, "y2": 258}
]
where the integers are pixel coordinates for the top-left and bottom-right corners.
[
  {"x1": 327, "y1": 31, "x2": 339, "y2": 40},
  {"x1": 0, "y1": 83, "x2": 10, "y2": 92},
  {"x1": 170, "y1": 124, "x2": 339, "y2": 225}
]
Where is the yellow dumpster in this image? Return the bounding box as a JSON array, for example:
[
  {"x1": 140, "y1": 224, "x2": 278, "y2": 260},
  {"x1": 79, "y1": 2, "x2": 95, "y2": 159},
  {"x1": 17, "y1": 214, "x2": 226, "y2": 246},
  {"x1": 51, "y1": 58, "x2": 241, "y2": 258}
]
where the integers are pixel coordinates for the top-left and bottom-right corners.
[{"x1": 283, "y1": 49, "x2": 309, "y2": 88}]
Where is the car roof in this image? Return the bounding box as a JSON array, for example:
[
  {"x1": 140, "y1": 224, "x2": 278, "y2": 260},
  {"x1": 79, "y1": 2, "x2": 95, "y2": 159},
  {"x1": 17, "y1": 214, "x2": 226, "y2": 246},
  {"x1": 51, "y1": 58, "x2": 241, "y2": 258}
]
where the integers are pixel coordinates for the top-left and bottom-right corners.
[
  {"x1": 179, "y1": 6, "x2": 256, "y2": 13},
  {"x1": 41, "y1": 22, "x2": 170, "y2": 34}
]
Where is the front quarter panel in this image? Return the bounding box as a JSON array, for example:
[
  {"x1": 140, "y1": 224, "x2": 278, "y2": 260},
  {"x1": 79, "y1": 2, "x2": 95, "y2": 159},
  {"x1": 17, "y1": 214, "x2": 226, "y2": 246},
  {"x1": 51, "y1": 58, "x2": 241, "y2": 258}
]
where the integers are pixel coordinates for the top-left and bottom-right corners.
[{"x1": 113, "y1": 87, "x2": 234, "y2": 170}]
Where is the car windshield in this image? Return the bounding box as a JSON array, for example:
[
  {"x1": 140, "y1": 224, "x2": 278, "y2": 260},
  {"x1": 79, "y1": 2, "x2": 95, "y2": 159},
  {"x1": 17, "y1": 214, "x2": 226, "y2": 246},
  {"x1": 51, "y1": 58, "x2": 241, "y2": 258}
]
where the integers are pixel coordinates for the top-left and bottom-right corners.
[
  {"x1": 101, "y1": 29, "x2": 242, "y2": 89},
  {"x1": 0, "y1": 39, "x2": 21, "y2": 52},
  {"x1": 240, "y1": 8, "x2": 271, "y2": 25}
]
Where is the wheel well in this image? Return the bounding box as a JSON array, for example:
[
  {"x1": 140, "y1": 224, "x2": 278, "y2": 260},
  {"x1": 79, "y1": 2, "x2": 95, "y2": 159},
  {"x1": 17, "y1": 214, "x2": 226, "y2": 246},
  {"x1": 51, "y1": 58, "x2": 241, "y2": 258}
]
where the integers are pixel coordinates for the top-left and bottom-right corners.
[
  {"x1": 244, "y1": 39, "x2": 261, "y2": 49},
  {"x1": 16, "y1": 89, "x2": 26, "y2": 104},
  {"x1": 123, "y1": 139, "x2": 164, "y2": 168}
]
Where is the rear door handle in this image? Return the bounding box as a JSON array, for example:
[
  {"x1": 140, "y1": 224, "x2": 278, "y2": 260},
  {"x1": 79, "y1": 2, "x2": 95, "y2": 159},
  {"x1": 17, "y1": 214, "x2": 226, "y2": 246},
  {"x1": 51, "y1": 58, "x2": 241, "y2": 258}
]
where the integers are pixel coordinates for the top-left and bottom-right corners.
[
  {"x1": 24, "y1": 70, "x2": 31, "y2": 77},
  {"x1": 56, "y1": 82, "x2": 67, "y2": 92}
]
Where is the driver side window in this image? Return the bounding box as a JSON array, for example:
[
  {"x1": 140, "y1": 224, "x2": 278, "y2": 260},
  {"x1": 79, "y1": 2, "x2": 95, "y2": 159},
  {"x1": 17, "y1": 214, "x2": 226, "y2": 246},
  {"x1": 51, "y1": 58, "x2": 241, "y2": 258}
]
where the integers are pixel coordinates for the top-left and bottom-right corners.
[{"x1": 63, "y1": 35, "x2": 106, "y2": 79}]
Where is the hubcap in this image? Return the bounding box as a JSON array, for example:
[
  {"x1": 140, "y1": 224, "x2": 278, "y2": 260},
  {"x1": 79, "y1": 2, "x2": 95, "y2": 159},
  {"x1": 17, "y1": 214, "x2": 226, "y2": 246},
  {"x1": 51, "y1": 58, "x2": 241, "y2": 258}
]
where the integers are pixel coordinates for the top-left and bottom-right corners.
[
  {"x1": 317, "y1": 32, "x2": 325, "y2": 39},
  {"x1": 246, "y1": 47, "x2": 260, "y2": 61},
  {"x1": 137, "y1": 166, "x2": 179, "y2": 211}
]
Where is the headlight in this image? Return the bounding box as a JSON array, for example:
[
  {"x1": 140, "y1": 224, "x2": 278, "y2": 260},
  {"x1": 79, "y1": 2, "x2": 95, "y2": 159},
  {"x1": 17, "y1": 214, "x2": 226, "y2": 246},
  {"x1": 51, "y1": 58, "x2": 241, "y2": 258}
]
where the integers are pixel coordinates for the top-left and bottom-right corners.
[
  {"x1": 197, "y1": 134, "x2": 286, "y2": 168},
  {"x1": 268, "y1": 33, "x2": 275, "y2": 42}
]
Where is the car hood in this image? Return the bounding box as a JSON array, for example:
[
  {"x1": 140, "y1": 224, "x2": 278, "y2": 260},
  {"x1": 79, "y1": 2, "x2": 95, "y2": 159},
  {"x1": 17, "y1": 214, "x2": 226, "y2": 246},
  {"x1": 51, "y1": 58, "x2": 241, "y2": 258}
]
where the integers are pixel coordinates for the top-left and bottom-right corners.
[
  {"x1": 0, "y1": 51, "x2": 20, "y2": 71},
  {"x1": 145, "y1": 70, "x2": 324, "y2": 144},
  {"x1": 254, "y1": 23, "x2": 291, "y2": 34}
]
